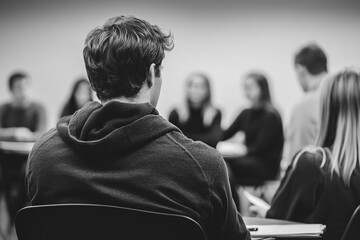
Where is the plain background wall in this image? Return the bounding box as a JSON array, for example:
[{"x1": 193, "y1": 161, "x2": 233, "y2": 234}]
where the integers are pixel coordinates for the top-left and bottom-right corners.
[{"x1": 1, "y1": 0, "x2": 360, "y2": 129}]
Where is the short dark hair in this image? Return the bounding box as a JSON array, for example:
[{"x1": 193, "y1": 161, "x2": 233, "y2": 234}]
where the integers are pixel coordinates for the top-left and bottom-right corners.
[
  {"x1": 83, "y1": 16, "x2": 174, "y2": 101},
  {"x1": 295, "y1": 43, "x2": 328, "y2": 75},
  {"x1": 8, "y1": 72, "x2": 28, "y2": 91}
]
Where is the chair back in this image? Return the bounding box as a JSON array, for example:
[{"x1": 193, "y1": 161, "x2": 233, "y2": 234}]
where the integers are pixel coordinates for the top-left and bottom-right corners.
[
  {"x1": 15, "y1": 203, "x2": 207, "y2": 240},
  {"x1": 342, "y1": 205, "x2": 360, "y2": 240}
]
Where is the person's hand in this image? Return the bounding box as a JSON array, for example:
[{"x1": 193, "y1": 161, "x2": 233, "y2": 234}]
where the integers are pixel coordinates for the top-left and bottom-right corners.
[
  {"x1": 229, "y1": 131, "x2": 245, "y2": 144},
  {"x1": 249, "y1": 204, "x2": 269, "y2": 218},
  {"x1": 14, "y1": 127, "x2": 34, "y2": 141}
]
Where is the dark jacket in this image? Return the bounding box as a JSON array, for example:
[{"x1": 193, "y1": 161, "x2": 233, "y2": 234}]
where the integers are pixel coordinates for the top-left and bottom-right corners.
[
  {"x1": 26, "y1": 101, "x2": 250, "y2": 240},
  {"x1": 267, "y1": 148, "x2": 360, "y2": 240}
]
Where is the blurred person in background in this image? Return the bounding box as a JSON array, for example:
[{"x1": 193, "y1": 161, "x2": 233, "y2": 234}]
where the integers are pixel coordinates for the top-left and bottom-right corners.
[
  {"x1": 285, "y1": 43, "x2": 328, "y2": 167},
  {"x1": 169, "y1": 73, "x2": 222, "y2": 148},
  {"x1": 0, "y1": 72, "x2": 47, "y2": 141},
  {"x1": 60, "y1": 78, "x2": 93, "y2": 118},
  {"x1": 0, "y1": 71, "x2": 47, "y2": 233},
  {"x1": 218, "y1": 72, "x2": 284, "y2": 207},
  {"x1": 252, "y1": 67, "x2": 360, "y2": 240}
]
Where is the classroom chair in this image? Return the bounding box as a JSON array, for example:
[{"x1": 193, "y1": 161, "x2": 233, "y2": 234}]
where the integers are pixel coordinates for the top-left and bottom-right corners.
[
  {"x1": 15, "y1": 203, "x2": 207, "y2": 240},
  {"x1": 341, "y1": 205, "x2": 360, "y2": 240}
]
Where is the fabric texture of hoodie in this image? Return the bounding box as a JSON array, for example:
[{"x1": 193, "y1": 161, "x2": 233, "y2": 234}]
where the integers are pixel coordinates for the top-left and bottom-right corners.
[{"x1": 26, "y1": 101, "x2": 250, "y2": 240}]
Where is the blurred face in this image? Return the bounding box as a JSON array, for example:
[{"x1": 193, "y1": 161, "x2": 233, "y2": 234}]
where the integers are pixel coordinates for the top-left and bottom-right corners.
[
  {"x1": 243, "y1": 77, "x2": 261, "y2": 104},
  {"x1": 295, "y1": 64, "x2": 309, "y2": 92},
  {"x1": 187, "y1": 75, "x2": 209, "y2": 106},
  {"x1": 75, "y1": 82, "x2": 92, "y2": 107},
  {"x1": 11, "y1": 78, "x2": 30, "y2": 102}
]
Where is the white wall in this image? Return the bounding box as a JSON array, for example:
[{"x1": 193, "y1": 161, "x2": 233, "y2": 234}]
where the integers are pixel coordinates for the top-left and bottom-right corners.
[{"x1": 1, "y1": 0, "x2": 360, "y2": 129}]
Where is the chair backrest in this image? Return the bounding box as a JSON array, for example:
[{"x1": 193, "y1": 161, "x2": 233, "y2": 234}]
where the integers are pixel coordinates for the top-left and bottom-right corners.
[
  {"x1": 342, "y1": 205, "x2": 360, "y2": 240},
  {"x1": 15, "y1": 203, "x2": 207, "y2": 240}
]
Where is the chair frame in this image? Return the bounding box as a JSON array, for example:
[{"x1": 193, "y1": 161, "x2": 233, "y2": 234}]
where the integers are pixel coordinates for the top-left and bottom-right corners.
[
  {"x1": 341, "y1": 205, "x2": 360, "y2": 240},
  {"x1": 16, "y1": 203, "x2": 208, "y2": 240}
]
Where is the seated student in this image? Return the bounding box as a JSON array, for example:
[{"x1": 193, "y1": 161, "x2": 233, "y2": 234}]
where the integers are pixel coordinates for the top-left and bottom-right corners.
[
  {"x1": 0, "y1": 72, "x2": 47, "y2": 141},
  {"x1": 218, "y1": 73, "x2": 284, "y2": 208},
  {"x1": 169, "y1": 73, "x2": 222, "y2": 148},
  {"x1": 60, "y1": 78, "x2": 93, "y2": 118},
  {"x1": 0, "y1": 72, "x2": 47, "y2": 231},
  {"x1": 219, "y1": 72, "x2": 284, "y2": 182},
  {"x1": 253, "y1": 67, "x2": 360, "y2": 240},
  {"x1": 285, "y1": 43, "x2": 328, "y2": 167},
  {"x1": 25, "y1": 16, "x2": 250, "y2": 240}
]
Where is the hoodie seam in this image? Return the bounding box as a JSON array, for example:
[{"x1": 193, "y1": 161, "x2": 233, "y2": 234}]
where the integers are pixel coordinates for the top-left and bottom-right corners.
[
  {"x1": 166, "y1": 133, "x2": 211, "y2": 186},
  {"x1": 165, "y1": 133, "x2": 213, "y2": 218}
]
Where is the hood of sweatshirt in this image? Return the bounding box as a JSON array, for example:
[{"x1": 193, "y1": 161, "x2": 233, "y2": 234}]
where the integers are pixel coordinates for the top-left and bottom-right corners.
[{"x1": 57, "y1": 101, "x2": 180, "y2": 157}]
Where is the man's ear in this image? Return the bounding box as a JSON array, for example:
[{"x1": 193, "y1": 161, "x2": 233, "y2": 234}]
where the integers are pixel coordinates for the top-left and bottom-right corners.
[{"x1": 147, "y1": 63, "x2": 156, "y2": 88}]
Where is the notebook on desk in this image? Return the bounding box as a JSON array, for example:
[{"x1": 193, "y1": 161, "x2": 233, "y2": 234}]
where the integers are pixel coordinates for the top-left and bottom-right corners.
[{"x1": 247, "y1": 224, "x2": 326, "y2": 238}]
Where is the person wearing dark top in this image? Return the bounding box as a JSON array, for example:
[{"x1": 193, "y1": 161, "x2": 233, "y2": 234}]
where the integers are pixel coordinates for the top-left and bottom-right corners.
[
  {"x1": 60, "y1": 78, "x2": 93, "y2": 118},
  {"x1": 253, "y1": 67, "x2": 360, "y2": 240},
  {"x1": 221, "y1": 73, "x2": 284, "y2": 180},
  {"x1": 0, "y1": 72, "x2": 47, "y2": 141},
  {"x1": 222, "y1": 107, "x2": 284, "y2": 179},
  {"x1": 169, "y1": 73, "x2": 222, "y2": 148},
  {"x1": 0, "y1": 72, "x2": 47, "y2": 233},
  {"x1": 26, "y1": 16, "x2": 250, "y2": 240},
  {"x1": 218, "y1": 73, "x2": 284, "y2": 208}
]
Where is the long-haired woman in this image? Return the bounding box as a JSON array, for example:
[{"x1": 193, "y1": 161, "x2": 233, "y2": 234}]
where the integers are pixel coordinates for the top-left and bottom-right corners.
[
  {"x1": 60, "y1": 78, "x2": 93, "y2": 118},
  {"x1": 218, "y1": 72, "x2": 284, "y2": 209},
  {"x1": 261, "y1": 67, "x2": 360, "y2": 240},
  {"x1": 221, "y1": 72, "x2": 284, "y2": 182},
  {"x1": 169, "y1": 72, "x2": 222, "y2": 148}
]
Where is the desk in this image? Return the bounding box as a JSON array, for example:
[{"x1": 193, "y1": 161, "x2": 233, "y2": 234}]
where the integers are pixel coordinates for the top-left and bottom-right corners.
[
  {"x1": 244, "y1": 217, "x2": 325, "y2": 239},
  {"x1": 0, "y1": 141, "x2": 34, "y2": 155}
]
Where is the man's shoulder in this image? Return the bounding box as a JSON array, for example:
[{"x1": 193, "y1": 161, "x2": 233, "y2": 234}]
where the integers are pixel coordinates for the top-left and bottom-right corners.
[
  {"x1": 29, "y1": 128, "x2": 59, "y2": 159},
  {"x1": 290, "y1": 93, "x2": 320, "y2": 124},
  {"x1": 294, "y1": 92, "x2": 319, "y2": 111},
  {"x1": 166, "y1": 131, "x2": 223, "y2": 160},
  {"x1": 165, "y1": 131, "x2": 225, "y2": 178}
]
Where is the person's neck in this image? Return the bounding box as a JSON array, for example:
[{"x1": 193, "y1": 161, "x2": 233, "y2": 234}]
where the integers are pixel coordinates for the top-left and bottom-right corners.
[
  {"x1": 12, "y1": 97, "x2": 29, "y2": 107},
  {"x1": 250, "y1": 101, "x2": 263, "y2": 109},
  {"x1": 189, "y1": 102, "x2": 203, "y2": 110},
  {"x1": 306, "y1": 72, "x2": 326, "y2": 92},
  {"x1": 102, "y1": 89, "x2": 151, "y2": 105}
]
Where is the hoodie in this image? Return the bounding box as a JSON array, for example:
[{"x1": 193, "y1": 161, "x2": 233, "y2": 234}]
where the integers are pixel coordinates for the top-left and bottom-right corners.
[{"x1": 26, "y1": 101, "x2": 250, "y2": 240}]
